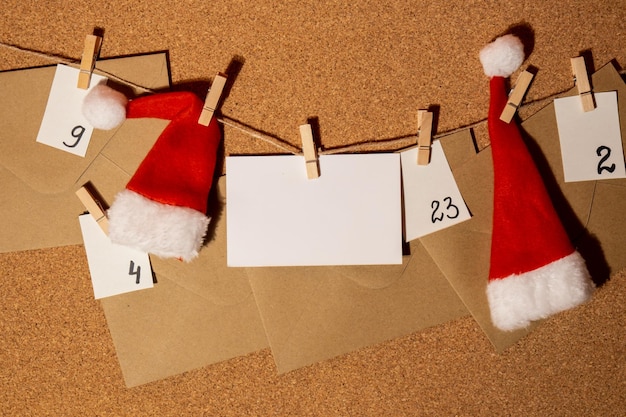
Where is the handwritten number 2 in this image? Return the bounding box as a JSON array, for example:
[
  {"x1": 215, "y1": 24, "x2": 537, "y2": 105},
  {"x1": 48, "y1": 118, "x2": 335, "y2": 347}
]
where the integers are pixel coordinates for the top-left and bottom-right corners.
[
  {"x1": 129, "y1": 260, "x2": 141, "y2": 284},
  {"x1": 596, "y1": 146, "x2": 616, "y2": 175},
  {"x1": 62, "y1": 125, "x2": 85, "y2": 148},
  {"x1": 431, "y1": 197, "x2": 459, "y2": 223}
]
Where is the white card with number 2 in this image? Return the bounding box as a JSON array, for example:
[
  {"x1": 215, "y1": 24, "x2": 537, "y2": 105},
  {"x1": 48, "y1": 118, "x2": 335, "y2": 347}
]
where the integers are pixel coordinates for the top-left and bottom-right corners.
[
  {"x1": 78, "y1": 214, "x2": 153, "y2": 299},
  {"x1": 554, "y1": 91, "x2": 626, "y2": 182},
  {"x1": 36, "y1": 64, "x2": 107, "y2": 157},
  {"x1": 401, "y1": 140, "x2": 471, "y2": 241}
]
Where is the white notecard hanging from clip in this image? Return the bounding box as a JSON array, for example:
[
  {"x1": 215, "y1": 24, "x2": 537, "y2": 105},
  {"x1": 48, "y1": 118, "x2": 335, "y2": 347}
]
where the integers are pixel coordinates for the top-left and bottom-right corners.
[
  {"x1": 226, "y1": 153, "x2": 402, "y2": 267},
  {"x1": 401, "y1": 140, "x2": 471, "y2": 241},
  {"x1": 554, "y1": 91, "x2": 626, "y2": 182},
  {"x1": 78, "y1": 214, "x2": 153, "y2": 299},
  {"x1": 36, "y1": 64, "x2": 108, "y2": 157}
]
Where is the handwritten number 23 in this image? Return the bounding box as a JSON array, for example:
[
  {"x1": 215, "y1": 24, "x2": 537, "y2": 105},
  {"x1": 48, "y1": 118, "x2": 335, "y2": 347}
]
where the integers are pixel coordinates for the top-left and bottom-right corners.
[{"x1": 431, "y1": 197, "x2": 459, "y2": 223}]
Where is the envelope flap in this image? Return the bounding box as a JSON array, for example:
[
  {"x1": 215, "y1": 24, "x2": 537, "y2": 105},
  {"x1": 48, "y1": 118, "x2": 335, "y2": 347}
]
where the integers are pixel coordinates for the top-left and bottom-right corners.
[
  {"x1": 100, "y1": 118, "x2": 168, "y2": 175},
  {"x1": 247, "y1": 240, "x2": 468, "y2": 373},
  {"x1": 149, "y1": 177, "x2": 257, "y2": 306},
  {"x1": 328, "y1": 252, "x2": 412, "y2": 289}
]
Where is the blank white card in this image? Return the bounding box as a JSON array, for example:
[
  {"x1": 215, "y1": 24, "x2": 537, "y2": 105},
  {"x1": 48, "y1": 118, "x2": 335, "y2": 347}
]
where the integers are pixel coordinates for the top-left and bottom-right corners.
[{"x1": 226, "y1": 153, "x2": 402, "y2": 267}]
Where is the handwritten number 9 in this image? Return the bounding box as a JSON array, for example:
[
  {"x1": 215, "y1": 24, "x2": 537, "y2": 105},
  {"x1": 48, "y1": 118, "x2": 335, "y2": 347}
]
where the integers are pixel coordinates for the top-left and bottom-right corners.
[
  {"x1": 431, "y1": 197, "x2": 459, "y2": 223},
  {"x1": 62, "y1": 125, "x2": 85, "y2": 148},
  {"x1": 596, "y1": 145, "x2": 616, "y2": 175}
]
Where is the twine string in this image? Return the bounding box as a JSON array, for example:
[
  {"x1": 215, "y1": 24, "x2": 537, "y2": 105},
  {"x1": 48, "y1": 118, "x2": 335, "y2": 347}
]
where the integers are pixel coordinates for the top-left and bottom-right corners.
[{"x1": 2, "y1": 40, "x2": 613, "y2": 155}]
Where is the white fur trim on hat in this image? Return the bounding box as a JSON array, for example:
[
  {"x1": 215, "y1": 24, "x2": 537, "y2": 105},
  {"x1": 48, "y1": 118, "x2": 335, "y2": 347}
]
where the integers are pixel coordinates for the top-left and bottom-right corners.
[
  {"x1": 479, "y1": 34, "x2": 525, "y2": 78},
  {"x1": 107, "y1": 189, "x2": 210, "y2": 262},
  {"x1": 82, "y1": 84, "x2": 128, "y2": 130},
  {"x1": 486, "y1": 251, "x2": 595, "y2": 331}
]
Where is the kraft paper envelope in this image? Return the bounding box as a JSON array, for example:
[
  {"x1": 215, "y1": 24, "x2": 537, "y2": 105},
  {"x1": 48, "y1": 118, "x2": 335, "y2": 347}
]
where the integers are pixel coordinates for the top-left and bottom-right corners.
[
  {"x1": 420, "y1": 62, "x2": 626, "y2": 352},
  {"x1": 246, "y1": 131, "x2": 472, "y2": 374},
  {"x1": 0, "y1": 56, "x2": 268, "y2": 386},
  {"x1": 101, "y1": 177, "x2": 268, "y2": 387},
  {"x1": 0, "y1": 54, "x2": 171, "y2": 252}
]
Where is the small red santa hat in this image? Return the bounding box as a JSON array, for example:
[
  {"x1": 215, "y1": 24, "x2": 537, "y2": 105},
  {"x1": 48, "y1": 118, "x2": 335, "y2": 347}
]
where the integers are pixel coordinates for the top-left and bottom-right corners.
[
  {"x1": 82, "y1": 85, "x2": 221, "y2": 261},
  {"x1": 479, "y1": 34, "x2": 595, "y2": 331}
]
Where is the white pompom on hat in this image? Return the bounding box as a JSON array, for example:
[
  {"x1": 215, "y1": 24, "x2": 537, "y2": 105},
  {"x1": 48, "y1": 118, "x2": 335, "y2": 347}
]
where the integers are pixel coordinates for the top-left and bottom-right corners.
[
  {"x1": 82, "y1": 83, "x2": 128, "y2": 130},
  {"x1": 479, "y1": 34, "x2": 525, "y2": 78}
]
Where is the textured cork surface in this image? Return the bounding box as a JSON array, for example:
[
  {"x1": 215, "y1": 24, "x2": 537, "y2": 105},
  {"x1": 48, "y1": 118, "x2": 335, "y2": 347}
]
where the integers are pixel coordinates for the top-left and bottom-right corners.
[{"x1": 1, "y1": 1, "x2": 625, "y2": 415}]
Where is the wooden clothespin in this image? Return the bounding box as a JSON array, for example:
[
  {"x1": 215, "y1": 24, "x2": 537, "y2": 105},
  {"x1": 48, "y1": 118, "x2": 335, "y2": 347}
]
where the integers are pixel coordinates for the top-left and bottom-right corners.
[
  {"x1": 198, "y1": 73, "x2": 228, "y2": 126},
  {"x1": 299, "y1": 123, "x2": 320, "y2": 179},
  {"x1": 77, "y1": 34, "x2": 102, "y2": 89},
  {"x1": 500, "y1": 70, "x2": 534, "y2": 123},
  {"x1": 571, "y1": 56, "x2": 596, "y2": 112},
  {"x1": 417, "y1": 110, "x2": 433, "y2": 165},
  {"x1": 76, "y1": 185, "x2": 109, "y2": 235}
]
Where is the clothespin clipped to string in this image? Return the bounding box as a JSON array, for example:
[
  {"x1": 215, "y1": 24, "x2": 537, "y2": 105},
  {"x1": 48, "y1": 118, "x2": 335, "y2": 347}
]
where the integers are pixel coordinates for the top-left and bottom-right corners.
[
  {"x1": 500, "y1": 69, "x2": 535, "y2": 123},
  {"x1": 417, "y1": 110, "x2": 433, "y2": 165},
  {"x1": 198, "y1": 73, "x2": 228, "y2": 126},
  {"x1": 571, "y1": 56, "x2": 596, "y2": 112},
  {"x1": 299, "y1": 123, "x2": 320, "y2": 179},
  {"x1": 76, "y1": 184, "x2": 109, "y2": 235},
  {"x1": 77, "y1": 34, "x2": 102, "y2": 89}
]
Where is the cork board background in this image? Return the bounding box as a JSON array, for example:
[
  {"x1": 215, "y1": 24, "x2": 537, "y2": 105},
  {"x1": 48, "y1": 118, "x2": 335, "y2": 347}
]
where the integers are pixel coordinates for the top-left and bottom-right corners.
[{"x1": 1, "y1": 1, "x2": 626, "y2": 415}]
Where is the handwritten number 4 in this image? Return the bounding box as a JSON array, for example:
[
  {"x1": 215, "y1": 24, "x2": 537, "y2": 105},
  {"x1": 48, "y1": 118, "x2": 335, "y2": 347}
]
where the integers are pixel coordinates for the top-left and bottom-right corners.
[
  {"x1": 431, "y1": 197, "x2": 460, "y2": 223},
  {"x1": 596, "y1": 145, "x2": 616, "y2": 175},
  {"x1": 129, "y1": 260, "x2": 141, "y2": 284}
]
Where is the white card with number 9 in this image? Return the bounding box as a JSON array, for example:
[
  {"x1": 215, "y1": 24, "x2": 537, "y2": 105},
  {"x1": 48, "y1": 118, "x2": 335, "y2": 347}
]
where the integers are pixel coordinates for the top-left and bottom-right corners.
[{"x1": 36, "y1": 64, "x2": 107, "y2": 157}]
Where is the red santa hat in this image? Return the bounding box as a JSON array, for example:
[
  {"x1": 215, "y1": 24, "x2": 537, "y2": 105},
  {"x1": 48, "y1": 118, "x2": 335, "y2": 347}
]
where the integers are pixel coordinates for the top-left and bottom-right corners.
[
  {"x1": 82, "y1": 85, "x2": 221, "y2": 261},
  {"x1": 479, "y1": 34, "x2": 595, "y2": 331}
]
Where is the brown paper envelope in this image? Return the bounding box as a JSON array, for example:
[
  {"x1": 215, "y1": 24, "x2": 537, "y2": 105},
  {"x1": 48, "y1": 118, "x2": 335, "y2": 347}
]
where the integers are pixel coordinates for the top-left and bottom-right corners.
[
  {"x1": 419, "y1": 131, "x2": 535, "y2": 352},
  {"x1": 0, "y1": 54, "x2": 169, "y2": 194},
  {"x1": 246, "y1": 133, "x2": 471, "y2": 374},
  {"x1": 0, "y1": 54, "x2": 170, "y2": 252},
  {"x1": 101, "y1": 179, "x2": 268, "y2": 387},
  {"x1": 520, "y1": 61, "x2": 626, "y2": 281}
]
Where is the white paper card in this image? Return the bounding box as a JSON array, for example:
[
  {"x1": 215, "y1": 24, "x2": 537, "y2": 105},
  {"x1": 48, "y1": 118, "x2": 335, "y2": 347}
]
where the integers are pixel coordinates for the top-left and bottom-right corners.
[
  {"x1": 554, "y1": 91, "x2": 626, "y2": 182},
  {"x1": 401, "y1": 140, "x2": 471, "y2": 241},
  {"x1": 78, "y1": 214, "x2": 153, "y2": 299},
  {"x1": 226, "y1": 153, "x2": 402, "y2": 266},
  {"x1": 36, "y1": 64, "x2": 107, "y2": 157}
]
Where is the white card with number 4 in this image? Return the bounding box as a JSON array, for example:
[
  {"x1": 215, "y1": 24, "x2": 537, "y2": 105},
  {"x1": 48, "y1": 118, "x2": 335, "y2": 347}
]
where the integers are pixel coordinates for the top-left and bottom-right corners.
[
  {"x1": 554, "y1": 91, "x2": 626, "y2": 182},
  {"x1": 36, "y1": 64, "x2": 107, "y2": 157},
  {"x1": 401, "y1": 140, "x2": 471, "y2": 241},
  {"x1": 78, "y1": 214, "x2": 153, "y2": 299}
]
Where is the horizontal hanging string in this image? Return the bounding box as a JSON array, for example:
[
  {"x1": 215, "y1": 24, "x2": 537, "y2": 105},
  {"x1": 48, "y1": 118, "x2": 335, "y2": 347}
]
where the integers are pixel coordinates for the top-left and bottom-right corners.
[{"x1": 1, "y1": 40, "x2": 615, "y2": 156}]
